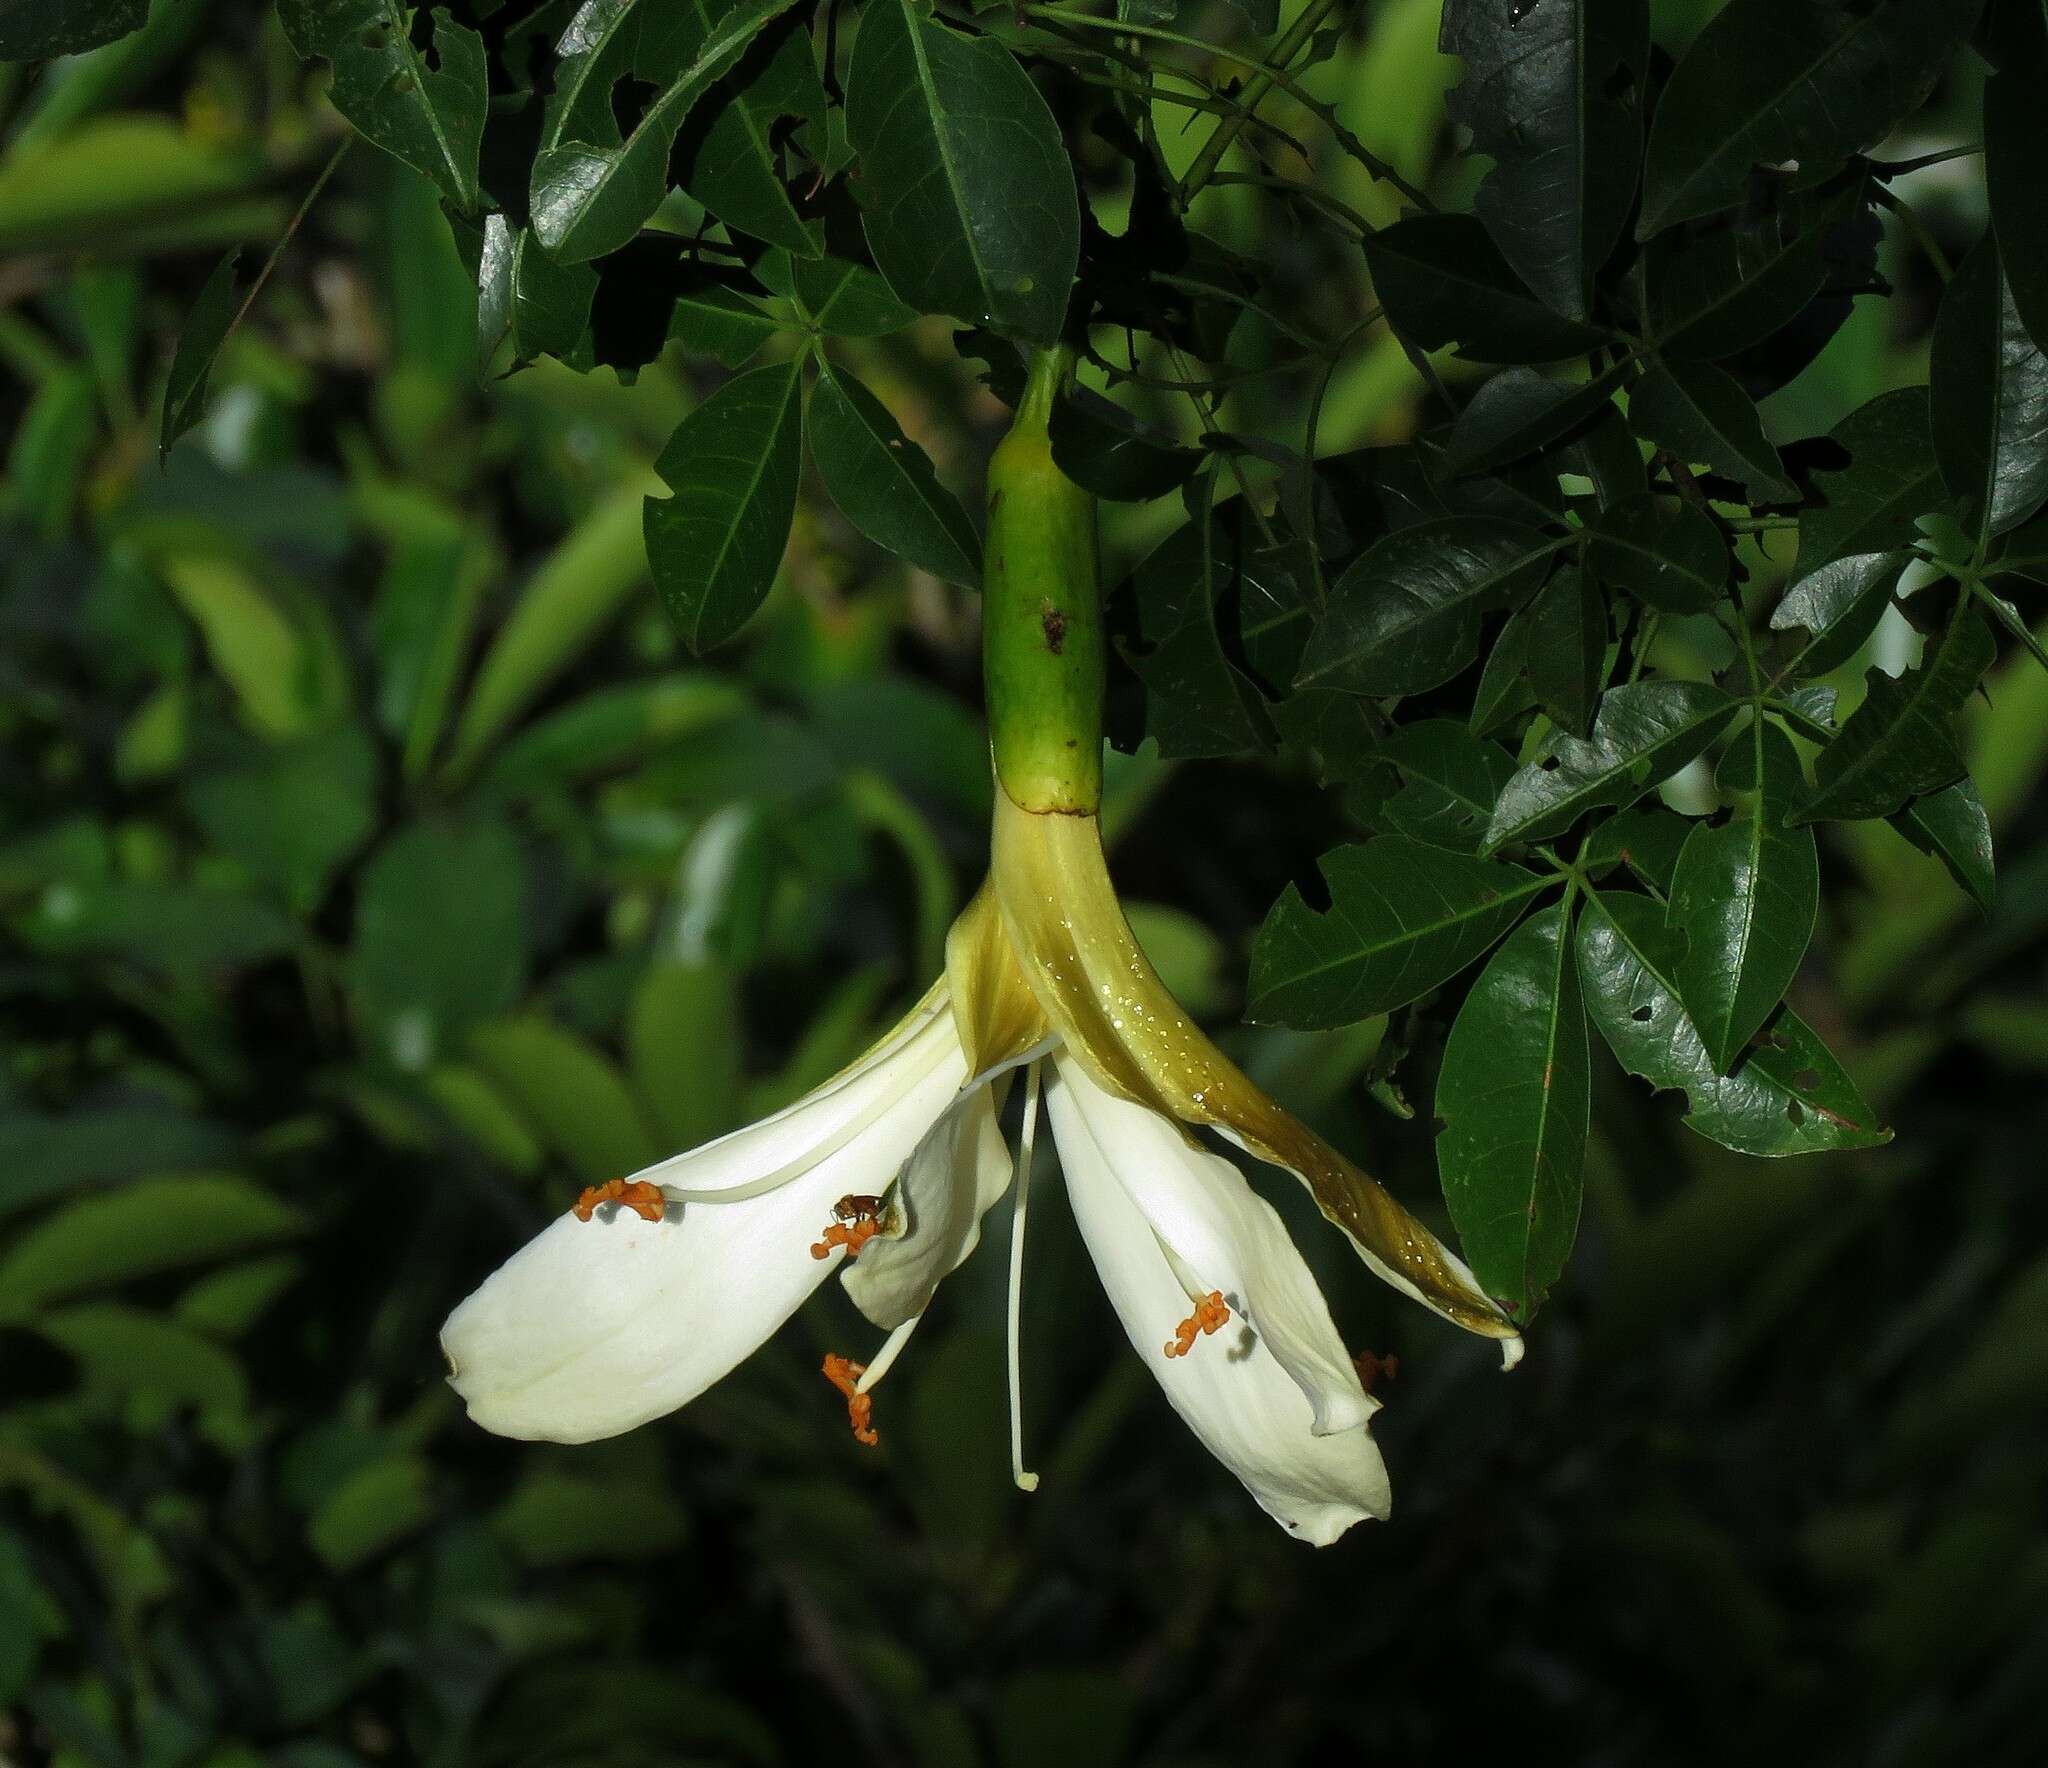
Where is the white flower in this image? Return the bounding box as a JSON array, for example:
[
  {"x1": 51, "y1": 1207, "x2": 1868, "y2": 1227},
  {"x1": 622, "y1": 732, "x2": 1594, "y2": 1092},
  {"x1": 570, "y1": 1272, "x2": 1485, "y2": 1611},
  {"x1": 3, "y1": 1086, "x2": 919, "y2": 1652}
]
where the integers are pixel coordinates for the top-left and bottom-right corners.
[{"x1": 442, "y1": 796, "x2": 1520, "y2": 1542}]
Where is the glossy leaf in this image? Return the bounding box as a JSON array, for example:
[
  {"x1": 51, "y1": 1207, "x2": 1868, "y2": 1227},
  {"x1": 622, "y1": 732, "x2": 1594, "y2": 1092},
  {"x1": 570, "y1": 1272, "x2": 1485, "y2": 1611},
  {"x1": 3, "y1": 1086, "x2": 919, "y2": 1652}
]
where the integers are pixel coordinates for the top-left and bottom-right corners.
[
  {"x1": 1587, "y1": 492, "x2": 1730, "y2": 614},
  {"x1": 808, "y1": 362, "x2": 980, "y2": 589},
  {"x1": 644, "y1": 359, "x2": 804, "y2": 653},
  {"x1": 1523, "y1": 565, "x2": 1606, "y2": 737},
  {"x1": 1668, "y1": 723, "x2": 1818, "y2": 1073},
  {"x1": 530, "y1": 0, "x2": 801, "y2": 263},
  {"x1": 845, "y1": 0, "x2": 1078, "y2": 346},
  {"x1": 1295, "y1": 517, "x2": 1557, "y2": 697},
  {"x1": 159, "y1": 247, "x2": 243, "y2": 461},
  {"x1": 673, "y1": 0, "x2": 825, "y2": 256},
  {"x1": 0, "y1": 0, "x2": 145, "y2": 58},
  {"x1": 1363, "y1": 214, "x2": 1609, "y2": 364},
  {"x1": 1797, "y1": 389, "x2": 1949, "y2": 575},
  {"x1": 1582, "y1": 802, "x2": 1693, "y2": 894},
  {"x1": 1050, "y1": 392, "x2": 1203, "y2": 503},
  {"x1": 1985, "y1": 0, "x2": 2048, "y2": 354},
  {"x1": 1371, "y1": 719, "x2": 1520, "y2": 852},
  {"x1": 276, "y1": 2, "x2": 486, "y2": 212},
  {"x1": 1629, "y1": 360, "x2": 1795, "y2": 501},
  {"x1": 1439, "y1": 0, "x2": 1648, "y2": 321},
  {"x1": 1436, "y1": 901, "x2": 1590, "y2": 1322},
  {"x1": 1930, "y1": 234, "x2": 2048, "y2": 540},
  {"x1": 1446, "y1": 365, "x2": 1628, "y2": 476},
  {"x1": 669, "y1": 282, "x2": 781, "y2": 367},
  {"x1": 1577, "y1": 891, "x2": 1889, "y2": 1155},
  {"x1": 1896, "y1": 777, "x2": 1995, "y2": 910},
  {"x1": 791, "y1": 254, "x2": 919, "y2": 337},
  {"x1": 1637, "y1": 0, "x2": 1984, "y2": 237},
  {"x1": 1485, "y1": 680, "x2": 1741, "y2": 851},
  {"x1": 1250, "y1": 838, "x2": 1550, "y2": 1028},
  {"x1": 1769, "y1": 551, "x2": 1907, "y2": 680},
  {"x1": 476, "y1": 216, "x2": 598, "y2": 371},
  {"x1": 1795, "y1": 608, "x2": 1997, "y2": 824}
]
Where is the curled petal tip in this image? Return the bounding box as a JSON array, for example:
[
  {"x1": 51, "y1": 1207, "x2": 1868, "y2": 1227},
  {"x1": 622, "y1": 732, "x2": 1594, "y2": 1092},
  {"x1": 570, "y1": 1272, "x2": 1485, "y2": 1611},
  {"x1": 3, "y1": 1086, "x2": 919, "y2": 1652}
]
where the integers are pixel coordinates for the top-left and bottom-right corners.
[{"x1": 1499, "y1": 1334, "x2": 1526, "y2": 1372}]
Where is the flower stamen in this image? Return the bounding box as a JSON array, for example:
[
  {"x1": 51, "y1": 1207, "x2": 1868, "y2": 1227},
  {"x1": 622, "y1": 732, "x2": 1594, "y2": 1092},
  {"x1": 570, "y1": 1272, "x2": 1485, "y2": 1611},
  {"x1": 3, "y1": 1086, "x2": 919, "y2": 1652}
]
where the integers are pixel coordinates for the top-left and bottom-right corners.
[
  {"x1": 821, "y1": 1353, "x2": 880, "y2": 1446},
  {"x1": 810, "y1": 1193, "x2": 884, "y2": 1260},
  {"x1": 572, "y1": 1178, "x2": 666, "y2": 1223},
  {"x1": 1353, "y1": 1348, "x2": 1400, "y2": 1394},
  {"x1": 1163, "y1": 1290, "x2": 1231, "y2": 1358}
]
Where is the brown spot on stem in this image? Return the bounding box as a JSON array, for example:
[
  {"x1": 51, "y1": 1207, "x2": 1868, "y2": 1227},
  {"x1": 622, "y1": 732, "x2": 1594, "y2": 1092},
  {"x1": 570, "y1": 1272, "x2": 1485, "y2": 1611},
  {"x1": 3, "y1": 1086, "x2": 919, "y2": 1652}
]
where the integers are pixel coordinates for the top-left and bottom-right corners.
[{"x1": 1041, "y1": 602, "x2": 1067, "y2": 654}]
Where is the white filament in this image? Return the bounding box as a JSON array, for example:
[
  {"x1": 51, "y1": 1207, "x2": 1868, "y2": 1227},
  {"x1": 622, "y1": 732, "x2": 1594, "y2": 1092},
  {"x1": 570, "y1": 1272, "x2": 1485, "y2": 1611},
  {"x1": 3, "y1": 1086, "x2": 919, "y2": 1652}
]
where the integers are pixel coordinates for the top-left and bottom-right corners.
[{"x1": 1007, "y1": 1059, "x2": 1043, "y2": 1493}]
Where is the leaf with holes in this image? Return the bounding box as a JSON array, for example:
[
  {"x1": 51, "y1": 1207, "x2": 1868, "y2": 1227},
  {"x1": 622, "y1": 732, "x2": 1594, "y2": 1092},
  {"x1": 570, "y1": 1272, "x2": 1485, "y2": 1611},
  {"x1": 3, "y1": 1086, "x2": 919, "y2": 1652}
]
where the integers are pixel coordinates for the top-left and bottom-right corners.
[
  {"x1": 1364, "y1": 214, "x2": 1610, "y2": 364},
  {"x1": 1439, "y1": 0, "x2": 1649, "y2": 321},
  {"x1": 1372, "y1": 719, "x2": 1519, "y2": 853},
  {"x1": 1637, "y1": 0, "x2": 1984, "y2": 237},
  {"x1": 276, "y1": 2, "x2": 487, "y2": 212},
  {"x1": 1295, "y1": 517, "x2": 1557, "y2": 698},
  {"x1": 1250, "y1": 838, "x2": 1550, "y2": 1028},
  {"x1": 1795, "y1": 607, "x2": 1996, "y2": 824},
  {"x1": 1797, "y1": 388, "x2": 1950, "y2": 576},
  {"x1": 1930, "y1": 234, "x2": 2048, "y2": 541},
  {"x1": 1630, "y1": 360, "x2": 1794, "y2": 501},
  {"x1": 1668, "y1": 722, "x2": 1818, "y2": 1074},
  {"x1": 1577, "y1": 891, "x2": 1888, "y2": 1155},
  {"x1": 1485, "y1": 679, "x2": 1741, "y2": 851},
  {"x1": 644, "y1": 359, "x2": 804, "y2": 653},
  {"x1": 1768, "y1": 551, "x2": 1907, "y2": 680},
  {"x1": 1582, "y1": 802, "x2": 1693, "y2": 894},
  {"x1": 1587, "y1": 492, "x2": 1730, "y2": 614},
  {"x1": 845, "y1": 0, "x2": 1078, "y2": 346},
  {"x1": 1436, "y1": 901, "x2": 1589, "y2": 1322},
  {"x1": 808, "y1": 363, "x2": 980, "y2": 589}
]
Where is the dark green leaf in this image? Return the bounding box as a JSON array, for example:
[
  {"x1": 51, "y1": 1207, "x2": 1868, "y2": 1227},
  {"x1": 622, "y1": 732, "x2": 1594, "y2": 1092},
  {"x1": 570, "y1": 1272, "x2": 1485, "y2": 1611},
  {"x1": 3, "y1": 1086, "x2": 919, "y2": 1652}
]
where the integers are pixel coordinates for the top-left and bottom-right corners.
[
  {"x1": 1436, "y1": 900, "x2": 1589, "y2": 1321},
  {"x1": 1524, "y1": 564, "x2": 1606, "y2": 736},
  {"x1": 1637, "y1": 0, "x2": 1984, "y2": 236},
  {"x1": 1373, "y1": 718, "x2": 1518, "y2": 852},
  {"x1": 1647, "y1": 176, "x2": 1869, "y2": 360},
  {"x1": 1930, "y1": 234, "x2": 2048, "y2": 540},
  {"x1": 0, "y1": 0, "x2": 145, "y2": 58},
  {"x1": 673, "y1": 0, "x2": 825, "y2": 256},
  {"x1": 349, "y1": 818, "x2": 529, "y2": 1073},
  {"x1": 1582, "y1": 802, "x2": 1693, "y2": 893},
  {"x1": 1440, "y1": 0, "x2": 1648, "y2": 321},
  {"x1": 1485, "y1": 679, "x2": 1741, "y2": 850},
  {"x1": 1795, "y1": 607, "x2": 1997, "y2": 823},
  {"x1": 1985, "y1": 0, "x2": 2048, "y2": 353},
  {"x1": 276, "y1": 2, "x2": 486, "y2": 212},
  {"x1": 669, "y1": 282, "x2": 781, "y2": 367},
  {"x1": 1668, "y1": 722, "x2": 1818, "y2": 1072},
  {"x1": 1768, "y1": 550, "x2": 1907, "y2": 679},
  {"x1": 1468, "y1": 605, "x2": 1541, "y2": 736},
  {"x1": 1294, "y1": 517, "x2": 1557, "y2": 697},
  {"x1": 1556, "y1": 404, "x2": 1647, "y2": 510},
  {"x1": 1446, "y1": 365, "x2": 1628, "y2": 476},
  {"x1": 1797, "y1": 388, "x2": 1949, "y2": 575},
  {"x1": 845, "y1": 0, "x2": 1078, "y2": 346},
  {"x1": 1577, "y1": 891, "x2": 1889, "y2": 1154},
  {"x1": 530, "y1": 0, "x2": 801, "y2": 262},
  {"x1": 644, "y1": 359, "x2": 804, "y2": 652},
  {"x1": 808, "y1": 362, "x2": 981, "y2": 588},
  {"x1": 183, "y1": 729, "x2": 378, "y2": 914},
  {"x1": 1896, "y1": 776, "x2": 1995, "y2": 909},
  {"x1": 476, "y1": 216, "x2": 598, "y2": 372},
  {"x1": 1250, "y1": 838, "x2": 1549, "y2": 1028},
  {"x1": 1630, "y1": 360, "x2": 1795, "y2": 501},
  {"x1": 1587, "y1": 491, "x2": 1730, "y2": 614},
  {"x1": 1363, "y1": 214, "x2": 1610, "y2": 364},
  {"x1": 790, "y1": 254, "x2": 919, "y2": 337},
  {"x1": 1050, "y1": 391, "x2": 1203, "y2": 502},
  {"x1": 159, "y1": 247, "x2": 243, "y2": 461}
]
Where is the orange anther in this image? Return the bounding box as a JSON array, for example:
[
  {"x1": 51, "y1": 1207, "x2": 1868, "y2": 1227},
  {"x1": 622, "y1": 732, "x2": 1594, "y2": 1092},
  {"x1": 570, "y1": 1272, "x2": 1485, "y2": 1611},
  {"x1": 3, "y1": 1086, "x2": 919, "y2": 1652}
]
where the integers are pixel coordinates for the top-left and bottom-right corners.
[
  {"x1": 572, "y1": 1178, "x2": 666, "y2": 1223},
  {"x1": 810, "y1": 1195, "x2": 884, "y2": 1261},
  {"x1": 1163, "y1": 1290, "x2": 1232, "y2": 1358},
  {"x1": 1352, "y1": 1349, "x2": 1400, "y2": 1394},
  {"x1": 821, "y1": 1353, "x2": 879, "y2": 1446}
]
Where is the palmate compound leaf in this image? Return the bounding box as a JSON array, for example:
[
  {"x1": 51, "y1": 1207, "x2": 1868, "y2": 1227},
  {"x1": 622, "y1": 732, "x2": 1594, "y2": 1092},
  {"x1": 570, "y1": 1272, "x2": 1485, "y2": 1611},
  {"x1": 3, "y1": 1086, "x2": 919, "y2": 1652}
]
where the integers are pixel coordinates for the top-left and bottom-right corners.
[
  {"x1": 1668, "y1": 721, "x2": 1819, "y2": 1075},
  {"x1": 1483, "y1": 679, "x2": 1742, "y2": 852},
  {"x1": 1930, "y1": 234, "x2": 2048, "y2": 542},
  {"x1": 1435, "y1": 901, "x2": 1590, "y2": 1323},
  {"x1": 807, "y1": 362, "x2": 981, "y2": 588},
  {"x1": 1292, "y1": 516, "x2": 1560, "y2": 698},
  {"x1": 276, "y1": 1, "x2": 486, "y2": 212},
  {"x1": 844, "y1": 0, "x2": 1078, "y2": 347},
  {"x1": 1577, "y1": 890, "x2": 1889, "y2": 1156},
  {"x1": 1248, "y1": 838, "x2": 1552, "y2": 1029},
  {"x1": 1439, "y1": 0, "x2": 1649, "y2": 322},
  {"x1": 1794, "y1": 606, "x2": 1997, "y2": 825},
  {"x1": 530, "y1": 0, "x2": 803, "y2": 263},
  {"x1": 644, "y1": 359, "x2": 804, "y2": 653},
  {"x1": 1636, "y1": 0, "x2": 1985, "y2": 238}
]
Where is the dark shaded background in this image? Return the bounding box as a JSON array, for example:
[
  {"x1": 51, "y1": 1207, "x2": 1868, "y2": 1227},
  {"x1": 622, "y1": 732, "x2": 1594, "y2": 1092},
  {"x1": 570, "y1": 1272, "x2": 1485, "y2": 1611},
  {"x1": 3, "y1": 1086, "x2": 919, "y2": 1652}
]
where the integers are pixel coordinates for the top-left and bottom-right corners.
[{"x1": 3, "y1": 2, "x2": 2044, "y2": 1764}]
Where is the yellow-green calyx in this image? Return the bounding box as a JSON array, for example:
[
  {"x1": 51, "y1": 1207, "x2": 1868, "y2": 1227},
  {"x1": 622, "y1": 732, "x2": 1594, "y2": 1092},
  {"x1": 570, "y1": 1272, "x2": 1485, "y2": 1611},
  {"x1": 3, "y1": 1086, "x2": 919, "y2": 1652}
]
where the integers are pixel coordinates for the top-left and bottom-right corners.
[{"x1": 983, "y1": 345, "x2": 1104, "y2": 815}]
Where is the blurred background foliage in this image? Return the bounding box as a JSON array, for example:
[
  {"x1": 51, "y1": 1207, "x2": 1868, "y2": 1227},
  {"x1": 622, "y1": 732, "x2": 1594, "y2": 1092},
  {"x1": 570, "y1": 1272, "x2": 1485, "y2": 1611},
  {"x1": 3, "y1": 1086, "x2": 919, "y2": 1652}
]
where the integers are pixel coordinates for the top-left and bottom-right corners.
[{"x1": 2, "y1": 1, "x2": 2045, "y2": 1764}]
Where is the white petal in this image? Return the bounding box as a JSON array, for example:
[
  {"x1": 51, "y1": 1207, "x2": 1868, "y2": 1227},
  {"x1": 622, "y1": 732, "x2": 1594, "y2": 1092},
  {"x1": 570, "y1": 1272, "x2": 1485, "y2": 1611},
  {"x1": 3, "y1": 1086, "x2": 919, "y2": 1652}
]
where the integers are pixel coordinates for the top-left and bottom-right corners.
[
  {"x1": 1052, "y1": 1054, "x2": 1376, "y2": 1438},
  {"x1": 442, "y1": 1025, "x2": 967, "y2": 1442},
  {"x1": 627, "y1": 986, "x2": 956, "y2": 1199},
  {"x1": 840, "y1": 1076, "x2": 1014, "y2": 1330},
  {"x1": 1044, "y1": 1062, "x2": 1390, "y2": 1544}
]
